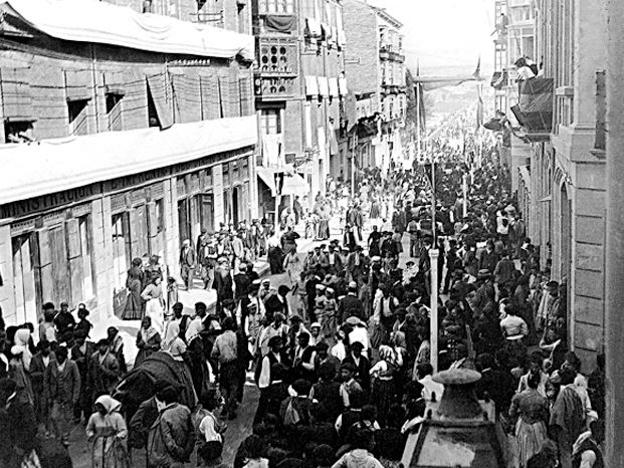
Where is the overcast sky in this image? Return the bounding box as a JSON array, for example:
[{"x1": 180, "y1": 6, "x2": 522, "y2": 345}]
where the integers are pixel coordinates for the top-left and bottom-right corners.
[{"x1": 370, "y1": 0, "x2": 495, "y2": 76}]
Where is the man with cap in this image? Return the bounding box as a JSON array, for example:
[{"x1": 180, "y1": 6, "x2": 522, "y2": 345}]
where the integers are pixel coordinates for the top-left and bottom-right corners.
[
  {"x1": 292, "y1": 332, "x2": 316, "y2": 382},
  {"x1": 180, "y1": 239, "x2": 197, "y2": 290},
  {"x1": 338, "y1": 362, "x2": 363, "y2": 408},
  {"x1": 346, "y1": 246, "x2": 367, "y2": 285},
  {"x1": 286, "y1": 314, "x2": 309, "y2": 361},
  {"x1": 54, "y1": 302, "x2": 76, "y2": 339},
  {"x1": 265, "y1": 284, "x2": 290, "y2": 320},
  {"x1": 343, "y1": 328, "x2": 371, "y2": 390},
  {"x1": 255, "y1": 335, "x2": 288, "y2": 422},
  {"x1": 128, "y1": 380, "x2": 170, "y2": 449},
  {"x1": 327, "y1": 244, "x2": 344, "y2": 275},
  {"x1": 258, "y1": 313, "x2": 288, "y2": 357},
  {"x1": 233, "y1": 261, "x2": 252, "y2": 304},
  {"x1": 338, "y1": 282, "x2": 365, "y2": 323},
  {"x1": 70, "y1": 330, "x2": 94, "y2": 423}
]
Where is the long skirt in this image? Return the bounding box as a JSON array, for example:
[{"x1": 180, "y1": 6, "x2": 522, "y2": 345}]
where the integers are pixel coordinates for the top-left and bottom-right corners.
[
  {"x1": 122, "y1": 279, "x2": 142, "y2": 320},
  {"x1": 371, "y1": 378, "x2": 396, "y2": 427},
  {"x1": 268, "y1": 247, "x2": 284, "y2": 274},
  {"x1": 145, "y1": 298, "x2": 164, "y2": 334},
  {"x1": 515, "y1": 419, "x2": 547, "y2": 467}
]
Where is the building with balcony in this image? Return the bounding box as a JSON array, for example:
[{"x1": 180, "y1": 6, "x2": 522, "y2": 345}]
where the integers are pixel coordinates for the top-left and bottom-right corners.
[
  {"x1": 343, "y1": 0, "x2": 406, "y2": 178},
  {"x1": 0, "y1": 0, "x2": 256, "y2": 325},
  {"x1": 506, "y1": 0, "x2": 607, "y2": 368},
  {"x1": 490, "y1": 0, "x2": 537, "y2": 193},
  {"x1": 251, "y1": 0, "x2": 346, "y2": 219}
]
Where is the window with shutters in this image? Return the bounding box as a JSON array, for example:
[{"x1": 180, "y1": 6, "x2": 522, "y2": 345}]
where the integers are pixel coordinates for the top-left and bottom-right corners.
[
  {"x1": 239, "y1": 77, "x2": 252, "y2": 116},
  {"x1": 78, "y1": 215, "x2": 94, "y2": 300},
  {"x1": 12, "y1": 233, "x2": 38, "y2": 325},
  {"x1": 112, "y1": 213, "x2": 132, "y2": 291},
  {"x1": 260, "y1": 108, "x2": 281, "y2": 134},
  {"x1": 106, "y1": 91, "x2": 124, "y2": 132},
  {"x1": 148, "y1": 199, "x2": 165, "y2": 262}
]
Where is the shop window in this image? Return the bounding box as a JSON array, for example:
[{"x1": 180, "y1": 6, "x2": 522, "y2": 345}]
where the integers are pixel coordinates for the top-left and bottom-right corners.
[{"x1": 112, "y1": 213, "x2": 131, "y2": 291}]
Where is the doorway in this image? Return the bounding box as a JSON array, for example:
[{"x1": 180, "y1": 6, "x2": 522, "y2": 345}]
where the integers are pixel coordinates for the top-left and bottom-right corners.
[
  {"x1": 12, "y1": 233, "x2": 38, "y2": 325},
  {"x1": 232, "y1": 186, "x2": 240, "y2": 226}
]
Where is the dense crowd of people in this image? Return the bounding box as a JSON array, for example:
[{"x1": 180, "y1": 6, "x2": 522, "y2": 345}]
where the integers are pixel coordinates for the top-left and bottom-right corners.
[{"x1": 0, "y1": 137, "x2": 606, "y2": 468}]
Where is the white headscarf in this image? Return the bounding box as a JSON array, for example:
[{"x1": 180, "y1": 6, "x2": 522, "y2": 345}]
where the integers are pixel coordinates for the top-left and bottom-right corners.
[
  {"x1": 13, "y1": 328, "x2": 32, "y2": 371},
  {"x1": 95, "y1": 395, "x2": 122, "y2": 414}
]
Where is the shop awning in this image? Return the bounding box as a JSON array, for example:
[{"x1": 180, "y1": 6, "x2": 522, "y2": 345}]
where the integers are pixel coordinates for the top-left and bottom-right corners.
[
  {"x1": 0, "y1": 115, "x2": 257, "y2": 205},
  {"x1": 257, "y1": 166, "x2": 309, "y2": 197},
  {"x1": 2, "y1": 0, "x2": 254, "y2": 60}
]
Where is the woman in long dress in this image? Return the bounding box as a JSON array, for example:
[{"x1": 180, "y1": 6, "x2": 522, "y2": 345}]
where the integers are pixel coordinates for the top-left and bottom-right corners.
[
  {"x1": 283, "y1": 249, "x2": 303, "y2": 289},
  {"x1": 508, "y1": 371, "x2": 550, "y2": 467},
  {"x1": 122, "y1": 258, "x2": 144, "y2": 320},
  {"x1": 141, "y1": 276, "x2": 165, "y2": 334},
  {"x1": 86, "y1": 395, "x2": 130, "y2": 468},
  {"x1": 134, "y1": 316, "x2": 161, "y2": 367}
]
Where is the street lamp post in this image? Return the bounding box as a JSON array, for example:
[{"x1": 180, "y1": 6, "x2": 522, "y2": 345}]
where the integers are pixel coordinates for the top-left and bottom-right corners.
[
  {"x1": 429, "y1": 248, "x2": 439, "y2": 372},
  {"x1": 429, "y1": 157, "x2": 439, "y2": 372}
]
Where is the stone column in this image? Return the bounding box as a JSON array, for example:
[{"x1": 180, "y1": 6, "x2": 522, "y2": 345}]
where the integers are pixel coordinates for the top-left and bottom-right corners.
[{"x1": 605, "y1": 0, "x2": 624, "y2": 463}]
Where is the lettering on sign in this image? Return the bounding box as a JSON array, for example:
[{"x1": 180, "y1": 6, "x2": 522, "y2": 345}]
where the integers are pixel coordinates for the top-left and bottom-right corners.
[{"x1": 0, "y1": 185, "x2": 100, "y2": 219}]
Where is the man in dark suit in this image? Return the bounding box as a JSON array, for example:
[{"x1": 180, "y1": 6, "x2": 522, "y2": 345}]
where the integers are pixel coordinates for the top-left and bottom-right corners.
[
  {"x1": 342, "y1": 341, "x2": 370, "y2": 392},
  {"x1": 338, "y1": 282, "x2": 365, "y2": 323},
  {"x1": 180, "y1": 239, "x2": 197, "y2": 290},
  {"x1": 264, "y1": 285, "x2": 290, "y2": 319}
]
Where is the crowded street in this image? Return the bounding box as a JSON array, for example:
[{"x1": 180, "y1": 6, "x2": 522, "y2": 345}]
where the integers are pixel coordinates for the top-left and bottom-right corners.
[{"x1": 0, "y1": 0, "x2": 622, "y2": 467}]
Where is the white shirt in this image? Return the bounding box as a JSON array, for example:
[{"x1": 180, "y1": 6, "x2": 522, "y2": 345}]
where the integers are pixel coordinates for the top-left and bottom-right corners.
[
  {"x1": 198, "y1": 413, "x2": 222, "y2": 442},
  {"x1": 500, "y1": 315, "x2": 528, "y2": 339},
  {"x1": 258, "y1": 352, "x2": 281, "y2": 389},
  {"x1": 348, "y1": 327, "x2": 370, "y2": 354},
  {"x1": 331, "y1": 342, "x2": 346, "y2": 362}
]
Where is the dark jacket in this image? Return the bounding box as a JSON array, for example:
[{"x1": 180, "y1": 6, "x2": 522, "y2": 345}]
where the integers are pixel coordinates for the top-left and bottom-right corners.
[
  {"x1": 43, "y1": 359, "x2": 81, "y2": 405},
  {"x1": 129, "y1": 396, "x2": 160, "y2": 448},
  {"x1": 342, "y1": 354, "x2": 371, "y2": 390},
  {"x1": 338, "y1": 294, "x2": 365, "y2": 322}
]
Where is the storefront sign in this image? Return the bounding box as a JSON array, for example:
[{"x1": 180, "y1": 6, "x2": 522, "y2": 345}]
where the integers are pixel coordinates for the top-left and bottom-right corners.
[{"x1": 0, "y1": 184, "x2": 100, "y2": 219}]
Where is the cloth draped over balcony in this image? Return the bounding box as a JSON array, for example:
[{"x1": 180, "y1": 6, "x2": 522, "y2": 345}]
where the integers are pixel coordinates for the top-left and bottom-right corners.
[
  {"x1": 317, "y1": 77, "x2": 329, "y2": 97},
  {"x1": 0, "y1": 115, "x2": 258, "y2": 205},
  {"x1": 146, "y1": 73, "x2": 174, "y2": 129},
  {"x1": 510, "y1": 77, "x2": 554, "y2": 133},
  {"x1": 261, "y1": 133, "x2": 284, "y2": 167},
  {"x1": 264, "y1": 14, "x2": 296, "y2": 33},
  {"x1": 256, "y1": 166, "x2": 309, "y2": 197},
  {"x1": 338, "y1": 77, "x2": 348, "y2": 95},
  {"x1": 305, "y1": 76, "x2": 319, "y2": 97},
  {"x1": 328, "y1": 78, "x2": 339, "y2": 98},
  {"x1": 490, "y1": 70, "x2": 508, "y2": 90},
  {"x1": 305, "y1": 17, "x2": 322, "y2": 38},
  {"x1": 1, "y1": 0, "x2": 254, "y2": 60}
]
